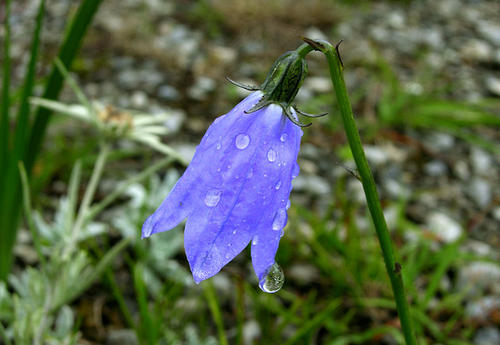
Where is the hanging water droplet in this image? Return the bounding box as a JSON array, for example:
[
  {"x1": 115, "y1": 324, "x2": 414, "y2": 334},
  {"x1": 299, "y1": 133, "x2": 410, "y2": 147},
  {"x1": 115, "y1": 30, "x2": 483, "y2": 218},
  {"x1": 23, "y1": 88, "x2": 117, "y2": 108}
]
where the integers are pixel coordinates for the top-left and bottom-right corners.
[
  {"x1": 280, "y1": 133, "x2": 288, "y2": 142},
  {"x1": 280, "y1": 229, "x2": 285, "y2": 237},
  {"x1": 204, "y1": 190, "x2": 221, "y2": 207},
  {"x1": 259, "y1": 263, "x2": 284, "y2": 293},
  {"x1": 252, "y1": 236, "x2": 259, "y2": 246},
  {"x1": 291, "y1": 163, "x2": 300, "y2": 179},
  {"x1": 286, "y1": 200, "x2": 291, "y2": 210},
  {"x1": 272, "y1": 208, "x2": 287, "y2": 231},
  {"x1": 267, "y1": 149, "x2": 277, "y2": 162},
  {"x1": 235, "y1": 134, "x2": 250, "y2": 149},
  {"x1": 274, "y1": 180, "x2": 282, "y2": 190}
]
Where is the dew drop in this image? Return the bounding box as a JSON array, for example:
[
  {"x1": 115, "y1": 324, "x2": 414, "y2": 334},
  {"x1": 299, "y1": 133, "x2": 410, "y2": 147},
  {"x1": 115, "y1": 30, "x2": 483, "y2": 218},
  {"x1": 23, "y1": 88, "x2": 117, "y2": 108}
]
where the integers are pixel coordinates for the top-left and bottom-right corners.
[
  {"x1": 286, "y1": 200, "x2": 291, "y2": 210},
  {"x1": 280, "y1": 229, "x2": 285, "y2": 237},
  {"x1": 232, "y1": 230, "x2": 237, "y2": 235},
  {"x1": 280, "y1": 133, "x2": 288, "y2": 142},
  {"x1": 272, "y1": 208, "x2": 287, "y2": 231},
  {"x1": 267, "y1": 149, "x2": 277, "y2": 162},
  {"x1": 274, "y1": 180, "x2": 282, "y2": 190},
  {"x1": 204, "y1": 190, "x2": 221, "y2": 207},
  {"x1": 235, "y1": 134, "x2": 250, "y2": 149},
  {"x1": 291, "y1": 163, "x2": 300, "y2": 179},
  {"x1": 259, "y1": 263, "x2": 284, "y2": 293},
  {"x1": 252, "y1": 236, "x2": 259, "y2": 246},
  {"x1": 216, "y1": 142, "x2": 222, "y2": 150}
]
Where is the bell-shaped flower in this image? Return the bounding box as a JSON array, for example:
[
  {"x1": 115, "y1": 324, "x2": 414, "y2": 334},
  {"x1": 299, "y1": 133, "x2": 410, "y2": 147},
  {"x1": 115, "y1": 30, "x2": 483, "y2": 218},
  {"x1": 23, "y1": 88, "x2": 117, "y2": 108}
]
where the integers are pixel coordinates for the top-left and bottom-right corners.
[{"x1": 142, "y1": 44, "x2": 326, "y2": 292}]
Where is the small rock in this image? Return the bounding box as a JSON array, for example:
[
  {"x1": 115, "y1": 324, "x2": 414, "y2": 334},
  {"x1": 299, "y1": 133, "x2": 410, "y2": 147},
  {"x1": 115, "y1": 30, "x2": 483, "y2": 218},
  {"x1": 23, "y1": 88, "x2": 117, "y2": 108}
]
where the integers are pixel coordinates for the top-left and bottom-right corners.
[
  {"x1": 106, "y1": 329, "x2": 138, "y2": 345},
  {"x1": 458, "y1": 263, "x2": 500, "y2": 296},
  {"x1": 243, "y1": 320, "x2": 261, "y2": 345},
  {"x1": 288, "y1": 264, "x2": 320, "y2": 285},
  {"x1": 453, "y1": 160, "x2": 470, "y2": 180},
  {"x1": 466, "y1": 296, "x2": 500, "y2": 322},
  {"x1": 426, "y1": 132, "x2": 454, "y2": 152},
  {"x1": 466, "y1": 178, "x2": 492, "y2": 208},
  {"x1": 131, "y1": 91, "x2": 148, "y2": 108},
  {"x1": 470, "y1": 148, "x2": 492, "y2": 176},
  {"x1": 158, "y1": 85, "x2": 180, "y2": 101},
  {"x1": 304, "y1": 76, "x2": 331, "y2": 93},
  {"x1": 187, "y1": 77, "x2": 216, "y2": 101},
  {"x1": 387, "y1": 11, "x2": 405, "y2": 29},
  {"x1": 424, "y1": 160, "x2": 448, "y2": 177},
  {"x1": 474, "y1": 327, "x2": 500, "y2": 345},
  {"x1": 477, "y1": 21, "x2": 500, "y2": 46},
  {"x1": 292, "y1": 174, "x2": 330, "y2": 195},
  {"x1": 364, "y1": 145, "x2": 389, "y2": 165},
  {"x1": 485, "y1": 76, "x2": 500, "y2": 97},
  {"x1": 303, "y1": 27, "x2": 328, "y2": 41},
  {"x1": 461, "y1": 39, "x2": 493, "y2": 62},
  {"x1": 426, "y1": 212, "x2": 462, "y2": 243}
]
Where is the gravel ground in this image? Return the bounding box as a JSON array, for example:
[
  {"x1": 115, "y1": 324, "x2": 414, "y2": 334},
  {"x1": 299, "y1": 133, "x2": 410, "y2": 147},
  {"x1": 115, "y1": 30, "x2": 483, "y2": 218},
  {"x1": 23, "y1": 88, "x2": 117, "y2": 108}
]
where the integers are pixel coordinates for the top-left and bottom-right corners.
[{"x1": 3, "y1": 0, "x2": 500, "y2": 343}]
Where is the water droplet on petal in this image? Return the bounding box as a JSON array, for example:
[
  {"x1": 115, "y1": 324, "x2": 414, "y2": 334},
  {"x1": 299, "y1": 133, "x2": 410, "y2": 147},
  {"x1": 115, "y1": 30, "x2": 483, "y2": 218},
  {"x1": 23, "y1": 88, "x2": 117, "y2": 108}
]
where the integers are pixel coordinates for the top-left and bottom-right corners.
[
  {"x1": 286, "y1": 200, "x2": 291, "y2": 210},
  {"x1": 216, "y1": 142, "x2": 222, "y2": 150},
  {"x1": 280, "y1": 133, "x2": 288, "y2": 142},
  {"x1": 274, "y1": 180, "x2": 282, "y2": 190},
  {"x1": 259, "y1": 263, "x2": 284, "y2": 293},
  {"x1": 232, "y1": 230, "x2": 237, "y2": 235},
  {"x1": 280, "y1": 229, "x2": 285, "y2": 237},
  {"x1": 252, "y1": 235, "x2": 259, "y2": 246},
  {"x1": 204, "y1": 190, "x2": 221, "y2": 207},
  {"x1": 267, "y1": 149, "x2": 277, "y2": 162},
  {"x1": 272, "y1": 208, "x2": 287, "y2": 231},
  {"x1": 235, "y1": 134, "x2": 250, "y2": 149}
]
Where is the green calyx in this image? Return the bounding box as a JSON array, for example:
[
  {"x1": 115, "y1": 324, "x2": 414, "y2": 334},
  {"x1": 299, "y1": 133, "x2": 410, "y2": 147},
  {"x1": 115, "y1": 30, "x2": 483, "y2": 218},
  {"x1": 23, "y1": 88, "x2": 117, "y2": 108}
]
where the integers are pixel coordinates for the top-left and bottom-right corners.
[
  {"x1": 260, "y1": 49, "x2": 308, "y2": 107},
  {"x1": 226, "y1": 43, "x2": 327, "y2": 127}
]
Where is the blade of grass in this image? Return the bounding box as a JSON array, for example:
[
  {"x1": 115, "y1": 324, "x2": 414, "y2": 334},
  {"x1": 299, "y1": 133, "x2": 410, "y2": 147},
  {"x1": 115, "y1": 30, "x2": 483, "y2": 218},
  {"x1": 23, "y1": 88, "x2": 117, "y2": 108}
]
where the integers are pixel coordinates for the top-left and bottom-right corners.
[
  {"x1": 18, "y1": 162, "x2": 46, "y2": 268},
  {"x1": 203, "y1": 281, "x2": 229, "y2": 345},
  {"x1": 26, "y1": 0, "x2": 103, "y2": 171},
  {"x1": 0, "y1": 0, "x2": 12, "y2": 281},
  {"x1": 0, "y1": 0, "x2": 46, "y2": 280},
  {"x1": 133, "y1": 262, "x2": 158, "y2": 345},
  {"x1": 282, "y1": 300, "x2": 340, "y2": 345}
]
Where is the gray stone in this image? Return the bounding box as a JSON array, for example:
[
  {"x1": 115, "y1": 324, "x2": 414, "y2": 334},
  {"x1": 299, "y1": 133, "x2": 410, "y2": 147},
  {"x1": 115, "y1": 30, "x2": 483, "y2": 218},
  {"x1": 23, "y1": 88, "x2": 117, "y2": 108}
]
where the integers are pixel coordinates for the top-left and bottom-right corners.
[
  {"x1": 426, "y1": 212, "x2": 462, "y2": 243},
  {"x1": 466, "y1": 178, "x2": 492, "y2": 208},
  {"x1": 474, "y1": 327, "x2": 500, "y2": 345},
  {"x1": 485, "y1": 76, "x2": 500, "y2": 96},
  {"x1": 107, "y1": 329, "x2": 138, "y2": 345}
]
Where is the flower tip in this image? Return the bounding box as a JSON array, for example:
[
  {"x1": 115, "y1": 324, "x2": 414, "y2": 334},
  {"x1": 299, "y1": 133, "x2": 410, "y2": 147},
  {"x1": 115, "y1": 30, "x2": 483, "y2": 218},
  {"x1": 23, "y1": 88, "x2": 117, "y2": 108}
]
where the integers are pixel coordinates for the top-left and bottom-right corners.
[{"x1": 141, "y1": 216, "x2": 155, "y2": 239}]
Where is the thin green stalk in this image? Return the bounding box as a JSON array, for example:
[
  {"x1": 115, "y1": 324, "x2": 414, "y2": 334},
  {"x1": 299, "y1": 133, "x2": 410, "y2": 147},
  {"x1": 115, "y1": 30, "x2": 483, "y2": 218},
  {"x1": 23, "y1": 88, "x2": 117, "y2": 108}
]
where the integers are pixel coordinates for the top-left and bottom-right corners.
[
  {"x1": 0, "y1": 0, "x2": 12, "y2": 281},
  {"x1": 27, "y1": 0, "x2": 103, "y2": 171},
  {"x1": 18, "y1": 162, "x2": 46, "y2": 268},
  {"x1": 0, "y1": 0, "x2": 11, "y2": 177},
  {"x1": 303, "y1": 38, "x2": 418, "y2": 345},
  {"x1": 203, "y1": 281, "x2": 229, "y2": 345},
  {"x1": 64, "y1": 143, "x2": 109, "y2": 257}
]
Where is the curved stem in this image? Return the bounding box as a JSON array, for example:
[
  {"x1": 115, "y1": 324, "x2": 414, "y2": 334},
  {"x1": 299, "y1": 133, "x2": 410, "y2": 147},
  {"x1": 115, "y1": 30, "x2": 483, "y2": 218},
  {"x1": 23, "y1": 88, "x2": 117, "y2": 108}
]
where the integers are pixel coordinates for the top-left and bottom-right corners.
[{"x1": 306, "y1": 39, "x2": 418, "y2": 345}]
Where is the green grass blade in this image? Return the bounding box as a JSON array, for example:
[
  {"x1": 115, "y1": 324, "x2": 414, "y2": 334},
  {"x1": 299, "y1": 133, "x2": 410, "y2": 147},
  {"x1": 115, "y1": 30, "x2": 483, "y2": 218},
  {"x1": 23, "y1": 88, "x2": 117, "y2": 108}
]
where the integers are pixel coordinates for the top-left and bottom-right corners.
[
  {"x1": 12, "y1": 0, "x2": 45, "y2": 160},
  {"x1": 26, "y1": 0, "x2": 104, "y2": 172},
  {"x1": 0, "y1": 0, "x2": 11, "y2": 179},
  {"x1": 203, "y1": 281, "x2": 229, "y2": 345}
]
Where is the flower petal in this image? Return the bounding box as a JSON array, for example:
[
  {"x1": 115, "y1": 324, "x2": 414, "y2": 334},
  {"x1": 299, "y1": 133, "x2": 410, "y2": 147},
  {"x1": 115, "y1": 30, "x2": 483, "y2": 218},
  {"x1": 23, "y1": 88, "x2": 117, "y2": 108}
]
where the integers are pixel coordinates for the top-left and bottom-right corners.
[
  {"x1": 142, "y1": 92, "x2": 263, "y2": 239},
  {"x1": 250, "y1": 108, "x2": 303, "y2": 282},
  {"x1": 185, "y1": 104, "x2": 290, "y2": 283}
]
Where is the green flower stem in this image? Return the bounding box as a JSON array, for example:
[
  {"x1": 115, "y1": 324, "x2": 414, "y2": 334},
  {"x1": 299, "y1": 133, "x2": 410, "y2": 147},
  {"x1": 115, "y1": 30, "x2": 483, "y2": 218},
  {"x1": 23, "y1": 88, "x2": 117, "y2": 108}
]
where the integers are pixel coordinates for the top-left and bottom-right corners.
[{"x1": 305, "y1": 39, "x2": 417, "y2": 345}]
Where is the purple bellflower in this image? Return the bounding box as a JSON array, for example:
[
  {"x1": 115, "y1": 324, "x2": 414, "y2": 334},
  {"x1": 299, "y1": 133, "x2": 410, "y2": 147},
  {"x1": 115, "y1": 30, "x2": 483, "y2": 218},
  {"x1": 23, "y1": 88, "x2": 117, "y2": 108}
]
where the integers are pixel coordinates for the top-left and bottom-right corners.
[{"x1": 142, "y1": 45, "x2": 326, "y2": 292}]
